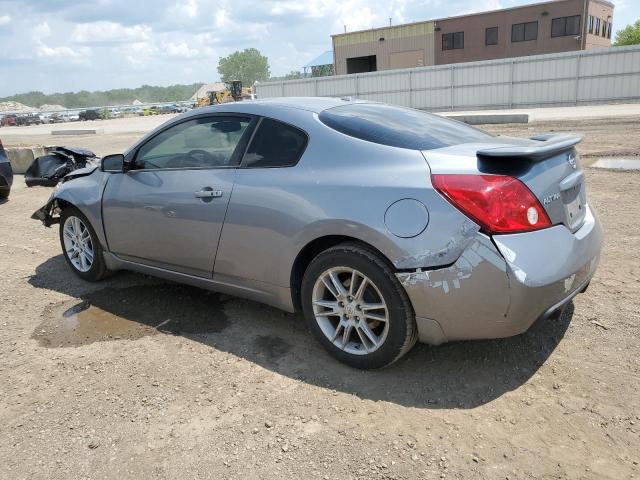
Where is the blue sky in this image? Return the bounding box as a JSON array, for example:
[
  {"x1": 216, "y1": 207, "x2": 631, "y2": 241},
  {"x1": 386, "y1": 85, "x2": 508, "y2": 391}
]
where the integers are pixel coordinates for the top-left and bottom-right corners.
[{"x1": 0, "y1": 0, "x2": 636, "y2": 96}]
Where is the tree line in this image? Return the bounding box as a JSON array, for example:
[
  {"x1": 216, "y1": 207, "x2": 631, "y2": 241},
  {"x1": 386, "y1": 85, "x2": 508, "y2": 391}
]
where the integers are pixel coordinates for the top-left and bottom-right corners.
[{"x1": 0, "y1": 83, "x2": 204, "y2": 109}]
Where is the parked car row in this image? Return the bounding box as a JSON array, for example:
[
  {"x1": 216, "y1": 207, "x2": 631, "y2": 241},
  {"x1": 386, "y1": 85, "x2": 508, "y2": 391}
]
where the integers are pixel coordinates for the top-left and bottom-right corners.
[
  {"x1": 0, "y1": 103, "x2": 193, "y2": 127},
  {"x1": 0, "y1": 112, "x2": 82, "y2": 126}
]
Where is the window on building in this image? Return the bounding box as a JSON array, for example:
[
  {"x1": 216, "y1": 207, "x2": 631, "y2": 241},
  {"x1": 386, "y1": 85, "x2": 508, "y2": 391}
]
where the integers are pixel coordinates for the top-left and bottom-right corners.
[
  {"x1": 442, "y1": 31, "x2": 464, "y2": 50},
  {"x1": 602, "y1": 21, "x2": 608, "y2": 37},
  {"x1": 551, "y1": 15, "x2": 581, "y2": 37},
  {"x1": 588, "y1": 15, "x2": 594, "y2": 34},
  {"x1": 607, "y1": 22, "x2": 612, "y2": 39},
  {"x1": 512, "y1": 21, "x2": 538, "y2": 42},
  {"x1": 595, "y1": 18, "x2": 601, "y2": 37},
  {"x1": 485, "y1": 27, "x2": 498, "y2": 45}
]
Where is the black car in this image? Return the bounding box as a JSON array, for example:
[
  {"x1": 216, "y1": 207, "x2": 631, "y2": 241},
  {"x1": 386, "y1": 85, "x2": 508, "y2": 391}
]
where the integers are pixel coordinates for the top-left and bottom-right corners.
[
  {"x1": 79, "y1": 110, "x2": 100, "y2": 121},
  {"x1": 16, "y1": 113, "x2": 42, "y2": 126},
  {"x1": 0, "y1": 139, "x2": 13, "y2": 200}
]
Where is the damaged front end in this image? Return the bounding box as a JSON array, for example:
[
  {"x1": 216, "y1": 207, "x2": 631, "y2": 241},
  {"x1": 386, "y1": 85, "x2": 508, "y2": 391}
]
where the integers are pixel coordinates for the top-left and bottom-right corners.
[
  {"x1": 31, "y1": 164, "x2": 99, "y2": 227},
  {"x1": 31, "y1": 195, "x2": 62, "y2": 227}
]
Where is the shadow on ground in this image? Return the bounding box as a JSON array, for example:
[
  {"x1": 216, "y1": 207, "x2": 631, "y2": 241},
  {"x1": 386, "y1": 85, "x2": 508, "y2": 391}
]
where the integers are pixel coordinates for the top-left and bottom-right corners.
[{"x1": 29, "y1": 254, "x2": 572, "y2": 409}]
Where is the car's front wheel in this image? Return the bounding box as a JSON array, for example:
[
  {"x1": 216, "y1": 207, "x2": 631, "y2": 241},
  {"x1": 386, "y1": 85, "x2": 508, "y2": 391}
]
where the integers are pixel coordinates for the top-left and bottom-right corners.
[
  {"x1": 301, "y1": 243, "x2": 418, "y2": 369},
  {"x1": 59, "y1": 206, "x2": 110, "y2": 281}
]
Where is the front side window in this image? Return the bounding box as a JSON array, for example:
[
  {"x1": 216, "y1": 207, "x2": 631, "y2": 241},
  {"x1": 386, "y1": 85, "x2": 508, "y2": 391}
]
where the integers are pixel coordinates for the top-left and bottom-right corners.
[
  {"x1": 512, "y1": 21, "x2": 538, "y2": 42},
  {"x1": 318, "y1": 103, "x2": 492, "y2": 151},
  {"x1": 242, "y1": 118, "x2": 308, "y2": 168},
  {"x1": 442, "y1": 32, "x2": 464, "y2": 50},
  {"x1": 485, "y1": 27, "x2": 498, "y2": 46},
  {"x1": 135, "y1": 116, "x2": 251, "y2": 170},
  {"x1": 552, "y1": 15, "x2": 581, "y2": 37}
]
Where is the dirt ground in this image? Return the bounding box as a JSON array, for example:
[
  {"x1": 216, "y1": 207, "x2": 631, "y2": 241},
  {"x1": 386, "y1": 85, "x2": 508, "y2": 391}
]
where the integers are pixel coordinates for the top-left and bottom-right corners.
[{"x1": 1, "y1": 117, "x2": 639, "y2": 480}]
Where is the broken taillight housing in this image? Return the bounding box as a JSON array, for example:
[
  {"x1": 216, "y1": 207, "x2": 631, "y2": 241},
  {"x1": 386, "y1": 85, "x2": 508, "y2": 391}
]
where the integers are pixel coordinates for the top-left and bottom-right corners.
[{"x1": 431, "y1": 174, "x2": 552, "y2": 234}]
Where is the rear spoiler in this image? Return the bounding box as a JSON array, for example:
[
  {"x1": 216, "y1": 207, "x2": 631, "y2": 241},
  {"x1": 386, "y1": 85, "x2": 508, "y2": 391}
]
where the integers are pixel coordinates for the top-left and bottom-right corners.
[{"x1": 477, "y1": 133, "x2": 582, "y2": 161}]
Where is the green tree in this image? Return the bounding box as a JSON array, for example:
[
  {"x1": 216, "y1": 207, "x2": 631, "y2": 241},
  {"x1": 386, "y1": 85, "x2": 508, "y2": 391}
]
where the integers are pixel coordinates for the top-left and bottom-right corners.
[
  {"x1": 311, "y1": 64, "x2": 334, "y2": 77},
  {"x1": 614, "y1": 19, "x2": 640, "y2": 46},
  {"x1": 217, "y1": 48, "x2": 270, "y2": 86}
]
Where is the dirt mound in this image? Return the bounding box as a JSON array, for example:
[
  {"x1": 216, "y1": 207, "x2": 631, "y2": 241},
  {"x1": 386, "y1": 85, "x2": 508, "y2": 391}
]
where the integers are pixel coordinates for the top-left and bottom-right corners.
[{"x1": 0, "y1": 101, "x2": 36, "y2": 113}]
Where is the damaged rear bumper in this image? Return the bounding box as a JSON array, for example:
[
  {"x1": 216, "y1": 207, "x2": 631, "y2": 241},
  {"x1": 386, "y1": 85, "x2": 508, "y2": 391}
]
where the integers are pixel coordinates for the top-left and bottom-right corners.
[{"x1": 398, "y1": 204, "x2": 602, "y2": 345}]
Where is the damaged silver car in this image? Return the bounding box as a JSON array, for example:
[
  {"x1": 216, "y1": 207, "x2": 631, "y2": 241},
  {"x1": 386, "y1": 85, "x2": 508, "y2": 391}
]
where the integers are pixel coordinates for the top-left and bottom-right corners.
[{"x1": 33, "y1": 98, "x2": 602, "y2": 368}]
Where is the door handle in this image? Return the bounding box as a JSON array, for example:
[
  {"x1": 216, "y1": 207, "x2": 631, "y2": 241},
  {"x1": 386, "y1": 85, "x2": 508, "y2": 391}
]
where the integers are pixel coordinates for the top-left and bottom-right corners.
[{"x1": 194, "y1": 189, "x2": 223, "y2": 199}]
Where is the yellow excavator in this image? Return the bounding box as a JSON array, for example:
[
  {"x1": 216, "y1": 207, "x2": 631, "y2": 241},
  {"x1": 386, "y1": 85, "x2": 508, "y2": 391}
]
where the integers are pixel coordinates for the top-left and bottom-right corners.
[{"x1": 197, "y1": 80, "x2": 248, "y2": 107}]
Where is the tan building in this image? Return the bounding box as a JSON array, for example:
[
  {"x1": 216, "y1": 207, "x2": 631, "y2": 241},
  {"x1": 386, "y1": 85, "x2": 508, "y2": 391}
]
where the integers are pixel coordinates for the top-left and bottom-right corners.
[{"x1": 331, "y1": 0, "x2": 613, "y2": 75}]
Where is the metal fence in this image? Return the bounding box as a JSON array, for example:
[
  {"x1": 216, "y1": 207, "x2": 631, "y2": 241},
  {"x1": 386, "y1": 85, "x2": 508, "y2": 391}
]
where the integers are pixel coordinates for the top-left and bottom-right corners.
[{"x1": 256, "y1": 45, "x2": 640, "y2": 111}]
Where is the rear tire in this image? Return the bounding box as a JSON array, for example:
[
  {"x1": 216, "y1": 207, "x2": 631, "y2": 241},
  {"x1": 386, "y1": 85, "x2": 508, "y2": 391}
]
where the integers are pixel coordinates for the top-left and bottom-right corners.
[
  {"x1": 301, "y1": 243, "x2": 418, "y2": 369},
  {"x1": 59, "y1": 206, "x2": 110, "y2": 282}
]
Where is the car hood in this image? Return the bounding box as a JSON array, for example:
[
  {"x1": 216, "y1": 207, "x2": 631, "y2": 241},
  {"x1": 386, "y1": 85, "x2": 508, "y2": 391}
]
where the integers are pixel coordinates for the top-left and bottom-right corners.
[{"x1": 63, "y1": 164, "x2": 98, "y2": 181}]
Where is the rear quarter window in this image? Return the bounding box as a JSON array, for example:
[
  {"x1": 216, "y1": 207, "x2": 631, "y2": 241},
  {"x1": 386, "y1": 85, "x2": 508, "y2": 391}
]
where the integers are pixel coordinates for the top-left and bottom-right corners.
[
  {"x1": 242, "y1": 118, "x2": 308, "y2": 168},
  {"x1": 318, "y1": 103, "x2": 492, "y2": 150}
]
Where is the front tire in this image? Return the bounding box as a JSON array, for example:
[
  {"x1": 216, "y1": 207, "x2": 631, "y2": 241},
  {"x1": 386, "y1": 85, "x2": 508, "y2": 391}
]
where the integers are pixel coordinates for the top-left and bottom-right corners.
[
  {"x1": 301, "y1": 243, "x2": 418, "y2": 369},
  {"x1": 59, "y1": 206, "x2": 110, "y2": 281}
]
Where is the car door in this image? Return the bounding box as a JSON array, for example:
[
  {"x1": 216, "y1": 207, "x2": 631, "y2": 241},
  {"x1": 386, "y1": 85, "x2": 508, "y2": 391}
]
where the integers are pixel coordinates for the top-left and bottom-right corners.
[{"x1": 102, "y1": 114, "x2": 255, "y2": 278}]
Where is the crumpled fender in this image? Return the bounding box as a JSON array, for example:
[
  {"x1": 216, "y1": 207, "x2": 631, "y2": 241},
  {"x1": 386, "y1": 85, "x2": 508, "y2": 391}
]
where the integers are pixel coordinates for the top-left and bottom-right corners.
[
  {"x1": 31, "y1": 165, "x2": 101, "y2": 226},
  {"x1": 31, "y1": 166, "x2": 111, "y2": 251}
]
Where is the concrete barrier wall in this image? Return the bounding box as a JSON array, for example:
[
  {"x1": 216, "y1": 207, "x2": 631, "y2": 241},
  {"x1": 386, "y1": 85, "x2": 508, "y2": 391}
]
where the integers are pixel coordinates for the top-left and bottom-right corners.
[
  {"x1": 6, "y1": 147, "x2": 51, "y2": 174},
  {"x1": 256, "y1": 45, "x2": 640, "y2": 111}
]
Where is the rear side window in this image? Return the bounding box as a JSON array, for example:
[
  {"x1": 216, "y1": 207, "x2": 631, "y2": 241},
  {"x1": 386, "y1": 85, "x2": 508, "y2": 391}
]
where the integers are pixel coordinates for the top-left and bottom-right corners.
[
  {"x1": 318, "y1": 103, "x2": 492, "y2": 150},
  {"x1": 243, "y1": 118, "x2": 308, "y2": 168}
]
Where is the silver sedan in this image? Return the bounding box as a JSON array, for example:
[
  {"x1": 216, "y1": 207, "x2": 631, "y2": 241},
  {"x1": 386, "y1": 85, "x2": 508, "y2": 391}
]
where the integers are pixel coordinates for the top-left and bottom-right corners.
[{"x1": 33, "y1": 98, "x2": 602, "y2": 368}]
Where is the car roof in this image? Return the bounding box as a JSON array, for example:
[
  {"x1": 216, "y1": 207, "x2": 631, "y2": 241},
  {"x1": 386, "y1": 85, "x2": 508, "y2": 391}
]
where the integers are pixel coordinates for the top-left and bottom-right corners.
[{"x1": 195, "y1": 97, "x2": 371, "y2": 116}]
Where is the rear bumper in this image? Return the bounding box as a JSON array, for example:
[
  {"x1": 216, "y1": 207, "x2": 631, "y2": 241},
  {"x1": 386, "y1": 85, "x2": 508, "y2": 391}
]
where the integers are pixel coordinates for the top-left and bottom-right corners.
[{"x1": 398, "y1": 205, "x2": 602, "y2": 345}]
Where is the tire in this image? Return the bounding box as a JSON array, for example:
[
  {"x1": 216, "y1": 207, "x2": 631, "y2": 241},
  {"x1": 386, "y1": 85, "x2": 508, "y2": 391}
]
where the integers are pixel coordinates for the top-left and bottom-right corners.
[
  {"x1": 0, "y1": 189, "x2": 9, "y2": 200},
  {"x1": 301, "y1": 243, "x2": 418, "y2": 369},
  {"x1": 59, "y1": 206, "x2": 110, "y2": 281}
]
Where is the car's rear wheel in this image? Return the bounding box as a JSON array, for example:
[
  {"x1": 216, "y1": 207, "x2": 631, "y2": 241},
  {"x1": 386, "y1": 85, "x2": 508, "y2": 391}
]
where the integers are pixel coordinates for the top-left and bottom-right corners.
[
  {"x1": 301, "y1": 243, "x2": 418, "y2": 369},
  {"x1": 59, "y1": 206, "x2": 110, "y2": 281}
]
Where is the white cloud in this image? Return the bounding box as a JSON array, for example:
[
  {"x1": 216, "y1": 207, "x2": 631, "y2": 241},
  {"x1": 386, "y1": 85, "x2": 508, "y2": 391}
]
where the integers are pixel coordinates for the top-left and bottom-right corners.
[
  {"x1": 33, "y1": 21, "x2": 51, "y2": 38},
  {"x1": 0, "y1": 15, "x2": 11, "y2": 26},
  {"x1": 119, "y1": 41, "x2": 159, "y2": 66},
  {"x1": 169, "y1": 0, "x2": 199, "y2": 19},
  {"x1": 72, "y1": 21, "x2": 152, "y2": 44},
  {"x1": 37, "y1": 45, "x2": 90, "y2": 59},
  {"x1": 163, "y1": 41, "x2": 199, "y2": 58}
]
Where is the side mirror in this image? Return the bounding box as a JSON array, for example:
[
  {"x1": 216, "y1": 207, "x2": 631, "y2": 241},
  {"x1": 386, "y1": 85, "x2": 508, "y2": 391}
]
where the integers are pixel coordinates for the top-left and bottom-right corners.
[{"x1": 101, "y1": 154, "x2": 125, "y2": 172}]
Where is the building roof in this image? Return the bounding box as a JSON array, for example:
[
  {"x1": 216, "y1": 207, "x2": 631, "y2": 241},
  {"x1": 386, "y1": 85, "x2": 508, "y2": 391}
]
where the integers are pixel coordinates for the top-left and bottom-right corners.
[{"x1": 303, "y1": 51, "x2": 334, "y2": 68}]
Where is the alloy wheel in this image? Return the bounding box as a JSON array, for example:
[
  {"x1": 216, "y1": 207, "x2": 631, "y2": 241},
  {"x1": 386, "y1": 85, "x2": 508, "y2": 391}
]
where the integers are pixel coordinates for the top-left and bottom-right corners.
[
  {"x1": 311, "y1": 267, "x2": 389, "y2": 355},
  {"x1": 62, "y1": 216, "x2": 94, "y2": 273}
]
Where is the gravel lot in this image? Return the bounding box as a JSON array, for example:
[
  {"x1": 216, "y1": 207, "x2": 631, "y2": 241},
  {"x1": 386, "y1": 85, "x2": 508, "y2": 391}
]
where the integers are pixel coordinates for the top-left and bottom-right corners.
[{"x1": 0, "y1": 116, "x2": 639, "y2": 479}]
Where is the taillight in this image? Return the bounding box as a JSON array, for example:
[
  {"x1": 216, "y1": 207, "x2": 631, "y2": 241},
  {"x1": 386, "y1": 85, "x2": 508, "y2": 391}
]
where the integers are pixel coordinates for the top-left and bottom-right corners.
[{"x1": 431, "y1": 174, "x2": 551, "y2": 234}]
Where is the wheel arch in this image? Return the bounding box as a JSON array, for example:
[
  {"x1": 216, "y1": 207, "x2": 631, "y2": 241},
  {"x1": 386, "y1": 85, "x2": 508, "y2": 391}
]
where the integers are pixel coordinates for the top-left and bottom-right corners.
[{"x1": 290, "y1": 235, "x2": 396, "y2": 312}]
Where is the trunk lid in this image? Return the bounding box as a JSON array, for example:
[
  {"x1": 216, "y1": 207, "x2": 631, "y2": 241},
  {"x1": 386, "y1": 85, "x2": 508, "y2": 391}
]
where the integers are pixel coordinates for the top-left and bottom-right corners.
[{"x1": 423, "y1": 134, "x2": 587, "y2": 232}]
